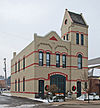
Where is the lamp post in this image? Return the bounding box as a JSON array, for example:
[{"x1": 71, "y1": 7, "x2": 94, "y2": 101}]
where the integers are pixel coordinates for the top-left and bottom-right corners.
[{"x1": 3, "y1": 58, "x2": 7, "y2": 90}]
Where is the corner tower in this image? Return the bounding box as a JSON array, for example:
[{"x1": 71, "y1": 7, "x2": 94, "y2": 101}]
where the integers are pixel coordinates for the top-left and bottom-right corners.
[{"x1": 61, "y1": 9, "x2": 88, "y2": 97}]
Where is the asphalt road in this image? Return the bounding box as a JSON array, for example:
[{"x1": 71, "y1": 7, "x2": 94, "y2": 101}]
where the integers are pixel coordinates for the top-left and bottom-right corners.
[
  {"x1": 0, "y1": 95, "x2": 42, "y2": 107},
  {"x1": 0, "y1": 95, "x2": 100, "y2": 108}
]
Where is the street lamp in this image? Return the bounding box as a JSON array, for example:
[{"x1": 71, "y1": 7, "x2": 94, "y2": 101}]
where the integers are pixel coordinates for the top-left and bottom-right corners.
[{"x1": 3, "y1": 58, "x2": 7, "y2": 90}]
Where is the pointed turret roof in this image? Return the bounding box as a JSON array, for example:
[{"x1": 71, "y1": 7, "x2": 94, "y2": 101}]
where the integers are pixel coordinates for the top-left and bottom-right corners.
[{"x1": 68, "y1": 11, "x2": 87, "y2": 26}]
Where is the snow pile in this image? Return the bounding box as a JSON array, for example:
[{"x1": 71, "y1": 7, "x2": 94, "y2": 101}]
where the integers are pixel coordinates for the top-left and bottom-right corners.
[
  {"x1": 30, "y1": 98, "x2": 49, "y2": 103},
  {"x1": 2, "y1": 92, "x2": 11, "y2": 96},
  {"x1": 76, "y1": 94, "x2": 86, "y2": 101},
  {"x1": 77, "y1": 94, "x2": 100, "y2": 100}
]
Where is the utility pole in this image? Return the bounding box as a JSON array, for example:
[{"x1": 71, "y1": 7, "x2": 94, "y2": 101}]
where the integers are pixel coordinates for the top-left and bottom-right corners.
[{"x1": 3, "y1": 58, "x2": 7, "y2": 90}]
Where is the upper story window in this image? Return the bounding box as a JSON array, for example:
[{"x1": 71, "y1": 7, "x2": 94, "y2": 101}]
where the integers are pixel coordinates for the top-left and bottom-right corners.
[
  {"x1": 15, "y1": 80, "x2": 17, "y2": 91},
  {"x1": 23, "y1": 57, "x2": 25, "y2": 70},
  {"x1": 56, "y1": 54, "x2": 60, "y2": 67},
  {"x1": 65, "y1": 19, "x2": 67, "y2": 24},
  {"x1": 78, "y1": 54, "x2": 82, "y2": 69},
  {"x1": 63, "y1": 36, "x2": 65, "y2": 40},
  {"x1": 66, "y1": 34, "x2": 69, "y2": 40},
  {"x1": 18, "y1": 79, "x2": 20, "y2": 92},
  {"x1": 62, "y1": 54, "x2": 66, "y2": 68},
  {"x1": 23, "y1": 77, "x2": 25, "y2": 91},
  {"x1": 76, "y1": 33, "x2": 79, "y2": 44},
  {"x1": 39, "y1": 51, "x2": 43, "y2": 66},
  {"x1": 81, "y1": 34, "x2": 84, "y2": 45},
  {"x1": 15, "y1": 62, "x2": 17, "y2": 73},
  {"x1": 46, "y1": 52, "x2": 50, "y2": 66},
  {"x1": 18, "y1": 60, "x2": 20, "y2": 72}
]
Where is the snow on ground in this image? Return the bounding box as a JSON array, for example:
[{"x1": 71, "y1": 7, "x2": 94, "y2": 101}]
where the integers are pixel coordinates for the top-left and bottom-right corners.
[
  {"x1": 0, "y1": 104, "x2": 38, "y2": 108},
  {"x1": 10, "y1": 104, "x2": 38, "y2": 108},
  {"x1": 0, "y1": 105, "x2": 9, "y2": 108},
  {"x1": 77, "y1": 94, "x2": 100, "y2": 100},
  {"x1": 76, "y1": 94, "x2": 86, "y2": 101},
  {"x1": 30, "y1": 98, "x2": 49, "y2": 103},
  {"x1": 2, "y1": 92, "x2": 11, "y2": 96}
]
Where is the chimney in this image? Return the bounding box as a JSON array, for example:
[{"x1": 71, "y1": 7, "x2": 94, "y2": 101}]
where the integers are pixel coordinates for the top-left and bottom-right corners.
[{"x1": 13, "y1": 52, "x2": 16, "y2": 58}]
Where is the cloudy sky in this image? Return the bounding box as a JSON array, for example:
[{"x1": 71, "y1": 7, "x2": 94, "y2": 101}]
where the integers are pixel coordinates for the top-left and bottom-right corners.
[{"x1": 0, "y1": 0, "x2": 100, "y2": 77}]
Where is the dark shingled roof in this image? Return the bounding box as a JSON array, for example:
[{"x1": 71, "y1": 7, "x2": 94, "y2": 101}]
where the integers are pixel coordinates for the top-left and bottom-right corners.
[{"x1": 68, "y1": 11, "x2": 86, "y2": 26}]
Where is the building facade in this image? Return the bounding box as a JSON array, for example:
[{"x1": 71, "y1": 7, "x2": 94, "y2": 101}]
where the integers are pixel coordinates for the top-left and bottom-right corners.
[{"x1": 11, "y1": 9, "x2": 88, "y2": 98}]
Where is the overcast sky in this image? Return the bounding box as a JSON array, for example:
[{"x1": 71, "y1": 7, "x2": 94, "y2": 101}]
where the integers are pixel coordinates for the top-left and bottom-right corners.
[{"x1": 0, "y1": 0, "x2": 100, "y2": 77}]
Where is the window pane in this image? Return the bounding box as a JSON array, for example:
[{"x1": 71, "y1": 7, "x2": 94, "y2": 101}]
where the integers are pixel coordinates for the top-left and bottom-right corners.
[
  {"x1": 23, "y1": 78, "x2": 25, "y2": 91},
  {"x1": 78, "y1": 54, "x2": 82, "y2": 69},
  {"x1": 62, "y1": 55, "x2": 66, "y2": 68},
  {"x1": 76, "y1": 33, "x2": 79, "y2": 44},
  {"x1": 15, "y1": 63, "x2": 17, "y2": 73},
  {"x1": 56, "y1": 54, "x2": 60, "y2": 67},
  {"x1": 46, "y1": 53, "x2": 50, "y2": 66},
  {"x1": 66, "y1": 34, "x2": 69, "y2": 40},
  {"x1": 56, "y1": 55, "x2": 60, "y2": 61},
  {"x1": 46, "y1": 53, "x2": 50, "y2": 60},
  {"x1": 81, "y1": 34, "x2": 84, "y2": 45},
  {"x1": 18, "y1": 61, "x2": 20, "y2": 72},
  {"x1": 85, "y1": 82, "x2": 87, "y2": 89},
  {"x1": 63, "y1": 36, "x2": 65, "y2": 40},
  {"x1": 23, "y1": 57, "x2": 25, "y2": 70},
  {"x1": 39, "y1": 53, "x2": 43, "y2": 59},
  {"x1": 18, "y1": 79, "x2": 20, "y2": 92},
  {"x1": 39, "y1": 52, "x2": 43, "y2": 66}
]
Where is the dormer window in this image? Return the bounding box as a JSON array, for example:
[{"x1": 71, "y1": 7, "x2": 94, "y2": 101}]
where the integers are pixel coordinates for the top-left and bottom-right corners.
[{"x1": 65, "y1": 19, "x2": 67, "y2": 24}]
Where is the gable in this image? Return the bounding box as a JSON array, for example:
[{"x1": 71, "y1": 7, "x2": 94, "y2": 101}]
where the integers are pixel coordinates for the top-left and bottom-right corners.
[
  {"x1": 44, "y1": 31, "x2": 62, "y2": 42},
  {"x1": 61, "y1": 9, "x2": 72, "y2": 31},
  {"x1": 49, "y1": 36, "x2": 58, "y2": 41}
]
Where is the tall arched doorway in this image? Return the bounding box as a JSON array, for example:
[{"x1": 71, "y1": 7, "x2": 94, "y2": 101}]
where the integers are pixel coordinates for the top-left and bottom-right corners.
[{"x1": 50, "y1": 74, "x2": 66, "y2": 95}]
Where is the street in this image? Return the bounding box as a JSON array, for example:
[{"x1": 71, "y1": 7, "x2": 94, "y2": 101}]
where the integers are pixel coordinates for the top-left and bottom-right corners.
[{"x1": 0, "y1": 95, "x2": 100, "y2": 108}]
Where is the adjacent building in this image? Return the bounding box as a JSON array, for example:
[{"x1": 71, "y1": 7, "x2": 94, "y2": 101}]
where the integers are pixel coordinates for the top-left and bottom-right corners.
[
  {"x1": 11, "y1": 9, "x2": 88, "y2": 99},
  {"x1": 0, "y1": 76, "x2": 6, "y2": 91}
]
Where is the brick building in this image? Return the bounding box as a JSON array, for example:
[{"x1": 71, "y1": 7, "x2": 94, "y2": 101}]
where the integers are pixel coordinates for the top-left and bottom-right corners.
[
  {"x1": 11, "y1": 9, "x2": 88, "y2": 99},
  {"x1": 88, "y1": 76, "x2": 100, "y2": 94},
  {"x1": 0, "y1": 80, "x2": 6, "y2": 90}
]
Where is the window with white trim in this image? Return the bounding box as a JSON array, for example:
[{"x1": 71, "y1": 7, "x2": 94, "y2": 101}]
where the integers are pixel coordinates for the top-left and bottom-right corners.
[
  {"x1": 39, "y1": 51, "x2": 43, "y2": 66},
  {"x1": 78, "y1": 54, "x2": 82, "y2": 69}
]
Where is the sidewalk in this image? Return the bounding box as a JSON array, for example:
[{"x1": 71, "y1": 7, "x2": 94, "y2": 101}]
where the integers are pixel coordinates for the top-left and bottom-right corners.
[{"x1": 51, "y1": 100, "x2": 100, "y2": 105}]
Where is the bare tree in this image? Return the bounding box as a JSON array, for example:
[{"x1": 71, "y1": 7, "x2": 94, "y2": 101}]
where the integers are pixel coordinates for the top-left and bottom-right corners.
[{"x1": 48, "y1": 84, "x2": 58, "y2": 96}]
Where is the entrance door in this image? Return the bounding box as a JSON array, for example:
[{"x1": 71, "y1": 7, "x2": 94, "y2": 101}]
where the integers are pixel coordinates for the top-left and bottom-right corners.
[
  {"x1": 77, "y1": 81, "x2": 81, "y2": 97},
  {"x1": 50, "y1": 74, "x2": 66, "y2": 95},
  {"x1": 39, "y1": 80, "x2": 44, "y2": 98}
]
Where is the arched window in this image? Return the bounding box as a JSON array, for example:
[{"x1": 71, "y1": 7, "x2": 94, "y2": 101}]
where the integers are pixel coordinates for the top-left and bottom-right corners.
[
  {"x1": 46, "y1": 52, "x2": 50, "y2": 66},
  {"x1": 39, "y1": 51, "x2": 43, "y2": 66},
  {"x1": 56, "y1": 54, "x2": 60, "y2": 67},
  {"x1": 65, "y1": 19, "x2": 67, "y2": 24},
  {"x1": 78, "y1": 54, "x2": 82, "y2": 69},
  {"x1": 62, "y1": 54, "x2": 66, "y2": 68}
]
